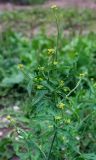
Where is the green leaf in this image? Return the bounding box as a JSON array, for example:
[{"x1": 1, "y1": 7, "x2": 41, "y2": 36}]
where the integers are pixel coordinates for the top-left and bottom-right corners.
[
  {"x1": 1, "y1": 73, "x2": 24, "y2": 87},
  {"x1": 82, "y1": 153, "x2": 96, "y2": 160}
]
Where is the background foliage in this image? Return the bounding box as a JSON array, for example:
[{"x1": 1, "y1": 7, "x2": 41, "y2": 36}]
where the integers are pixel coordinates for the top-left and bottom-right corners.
[{"x1": 2, "y1": 0, "x2": 47, "y2": 5}]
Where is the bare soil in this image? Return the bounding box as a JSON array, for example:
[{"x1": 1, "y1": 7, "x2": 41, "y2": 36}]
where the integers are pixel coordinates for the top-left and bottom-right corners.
[{"x1": 0, "y1": 0, "x2": 96, "y2": 11}]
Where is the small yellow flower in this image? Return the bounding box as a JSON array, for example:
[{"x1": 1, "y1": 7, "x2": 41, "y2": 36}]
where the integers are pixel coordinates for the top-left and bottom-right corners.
[
  {"x1": 51, "y1": 5, "x2": 58, "y2": 9},
  {"x1": 55, "y1": 116, "x2": 62, "y2": 121},
  {"x1": 38, "y1": 67, "x2": 45, "y2": 71},
  {"x1": 57, "y1": 102, "x2": 65, "y2": 109},
  {"x1": 37, "y1": 85, "x2": 43, "y2": 90},
  {"x1": 39, "y1": 78, "x2": 43, "y2": 81},
  {"x1": 80, "y1": 73, "x2": 85, "y2": 77},
  {"x1": 59, "y1": 80, "x2": 64, "y2": 87},
  {"x1": 34, "y1": 77, "x2": 43, "y2": 82},
  {"x1": 18, "y1": 64, "x2": 24, "y2": 70},
  {"x1": 6, "y1": 115, "x2": 11, "y2": 120},
  {"x1": 6, "y1": 115, "x2": 15, "y2": 123},
  {"x1": 53, "y1": 61, "x2": 58, "y2": 65},
  {"x1": 79, "y1": 72, "x2": 87, "y2": 78},
  {"x1": 65, "y1": 119, "x2": 71, "y2": 124},
  {"x1": 48, "y1": 48, "x2": 55, "y2": 56}
]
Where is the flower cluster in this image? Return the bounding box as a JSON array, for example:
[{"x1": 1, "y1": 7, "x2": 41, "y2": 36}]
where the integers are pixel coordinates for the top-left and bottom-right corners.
[
  {"x1": 55, "y1": 116, "x2": 62, "y2": 120},
  {"x1": 6, "y1": 115, "x2": 15, "y2": 124},
  {"x1": 18, "y1": 64, "x2": 24, "y2": 70},
  {"x1": 51, "y1": 5, "x2": 58, "y2": 10},
  {"x1": 59, "y1": 80, "x2": 64, "y2": 87},
  {"x1": 48, "y1": 48, "x2": 55, "y2": 56},
  {"x1": 79, "y1": 72, "x2": 87, "y2": 78},
  {"x1": 38, "y1": 66, "x2": 45, "y2": 71},
  {"x1": 36, "y1": 85, "x2": 43, "y2": 90},
  {"x1": 57, "y1": 102, "x2": 65, "y2": 109}
]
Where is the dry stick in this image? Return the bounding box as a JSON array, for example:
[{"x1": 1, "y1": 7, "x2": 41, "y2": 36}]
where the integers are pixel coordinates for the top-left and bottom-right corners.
[{"x1": 47, "y1": 131, "x2": 57, "y2": 160}]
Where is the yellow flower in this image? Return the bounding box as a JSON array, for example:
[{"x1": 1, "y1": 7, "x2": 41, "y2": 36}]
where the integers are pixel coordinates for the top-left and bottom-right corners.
[
  {"x1": 48, "y1": 48, "x2": 55, "y2": 56},
  {"x1": 51, "y1": 5, "x2": 58, "y2": 9},
  {"x1": 80, "y1": 73, "x2": 85, "y2": 77},
  {"x1": 37, "y1": 85, "x2": 43, "y2": 90},
  {"x1": 79, "y1": 72, "x2": 87, "y2": 78},
  {"x1": 59, "y1": 80, "x2": 64, "y2": 87},
  {"x1": 65, "y1": 119, "x2": 71, "y2": 124},
  {"x1": 57, "y1": 102, "x2": 65, "y2": 109},
  {"x1": 55, "y1": 116, "x2": 62, "y2": 121},
  {"x1": 6, "y1": 115, "x2": 11, "y2": 120},
  {"x1": 18, "y1": 64, "x2": 24, "y2": 70},
  {"x1": 34, "y1": 77, "x2": 43, "y2": 82},
  {"x1": 39, "y1": 78, "x2": 43, "y2": 81},
  {"x1": 6, "y1": 115, "x2": 15, "y2": 123},
  {"x1": 53, "y1": 61, "x2": 58, "y2": 65},
  {"x1": 38, "y1": 67, "x2": 45, "y2": 71}
]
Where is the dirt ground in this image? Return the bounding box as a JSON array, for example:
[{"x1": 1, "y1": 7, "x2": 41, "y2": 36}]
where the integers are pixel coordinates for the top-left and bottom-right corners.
[{"x1": 0, "y1": 0, "x2": 96, "y2": 11}]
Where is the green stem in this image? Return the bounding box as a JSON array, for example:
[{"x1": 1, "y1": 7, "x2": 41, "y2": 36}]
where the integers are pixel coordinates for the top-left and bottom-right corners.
[
  {"x1": 55, "y1": 13, "x2": 60, "y2": 61},
  {"x1": 33, "y1": 141, "x2": 47, "y2": 159},
  {"x1": 47, "y1": 131, "x2": 57, "y2": 160},
  {"x1": 66, "y1": 79, "x2": 81, "y2": 98}
]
